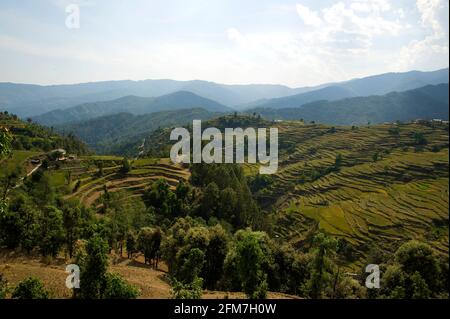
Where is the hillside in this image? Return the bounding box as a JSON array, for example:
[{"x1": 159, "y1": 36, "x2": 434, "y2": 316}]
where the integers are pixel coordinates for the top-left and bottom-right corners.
[
  {"x1": 33, "y1": 91, "x2": 231, "y2": 126},
  {"x1": 55, "y1": 108, "x2": 222, "y2": 155},
  {"x1": 246, "y1": 68, "x2": 449, "y2": 110},
  {"x1": 258, "y1": 121, "x2": 448, "y2": 268},
  {"x1": 1, "y1": 112, "x2": 449, "y2": 299},
  {"x1": 138, "y1": 115, "x2": 449, "y2": 268},
  {"x1": 249, "y1": 84, "x2": 449, "y2": 125},
  {"x1": 0, "y1": 111, "x2": 88, "y2": 163}
]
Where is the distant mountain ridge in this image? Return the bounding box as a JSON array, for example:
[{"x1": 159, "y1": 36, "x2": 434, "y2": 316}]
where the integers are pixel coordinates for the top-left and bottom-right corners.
[
  {"x1": 0, "y1": 68, "x2": 448, "y2": 117},
  {"x1": 33, "y1": 91, "x2": 230, "y2": 126},
  {"x1": 248, "y1": 84, "x2": 449, "y2": 125},
  {"x1": 249, "y1": 68, "x2": 449, "y2": 110},
  {"x1": 0, "y1": 80, "x2": 299, "y2": 117},
  {"x1": 56, "y1": 108, "x2": 221, "y2": 155}
]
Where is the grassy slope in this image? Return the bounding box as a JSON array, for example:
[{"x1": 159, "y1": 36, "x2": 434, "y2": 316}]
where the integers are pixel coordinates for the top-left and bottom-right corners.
[
  {"x1": 254, "y1": 122, "x2": 449, "y2": 268},
  {"x1": 0, "y1": 251, "x2": 297, "y2": 299},
  {"x1": 60, "y1": 157, "x2": 190, "y2": 208}
]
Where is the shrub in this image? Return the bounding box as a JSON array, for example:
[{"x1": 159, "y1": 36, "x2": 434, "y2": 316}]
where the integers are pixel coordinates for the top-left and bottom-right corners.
[
  {"x1": 11, "y1": 277, "x2": 50, "y2": 299},
  {"x1": 103, "y1": 273, "x2": 138, "y2": 299}
]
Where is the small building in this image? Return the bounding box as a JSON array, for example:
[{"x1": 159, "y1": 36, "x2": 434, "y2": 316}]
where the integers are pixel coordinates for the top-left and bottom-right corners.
[{"x1": 52, "y1": 148, "x2": 67, "y2": 156}]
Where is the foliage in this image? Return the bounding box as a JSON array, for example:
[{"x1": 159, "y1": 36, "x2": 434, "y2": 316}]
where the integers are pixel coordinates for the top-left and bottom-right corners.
[
  {"x1": 11, "y1": 277, "x2": 50, "y2": 299},
  {"x1": 103, "y1": 273, "x2": 138, "y2": 299},
  {"x1": 170, "y1": 276, "x2": 203, "y2": 299}
]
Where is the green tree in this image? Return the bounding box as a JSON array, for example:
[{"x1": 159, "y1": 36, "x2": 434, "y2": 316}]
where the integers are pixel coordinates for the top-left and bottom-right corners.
[
  {"x1": 334, "y1": 153, "x2": 343, "y2": 170},
  {"x1": 103, "y1": 273, "x2": 138, "y2": 299},
  {"x1": 203, "y1": 225, "x2": 229, "y2": 289},
  {"x1": 395, "y1": 240, "x2": 440, "y2": 291},
  {"x1": 11, "y1": 277, "x2": 50, "y2": 299},
  {"x1": 138, "y1": 227, "x2": 162, "y2": 268},
  {"x1": 306, "y1": 233, "x2": 337, "y2": 299},
  {"x1": 235, "y1": 230, "x2": 269, "y2": 299},
  {"x1": 0, "y1": 127, "x2": 12, "y2": 216},
  {"x1": 170, "y1": 276, "x2": 203, "y2": 299},
  {"x1": 200, "y1": 182, "x2": 220, "y2": 219},
  {"x1": 62, "y1": 204, "x2": 81, "y2": 258},
  {"x1": 120, "y1": 158, "x2": 131, "y2": 174},
  {"x1": 411, "y1": 272, "x2": 431, "y2": 299},
  {"x1": 0, "y1": 273, "x2": 8, "y2": 299},
  {"x1": 77, "y1": 236, "x2": 109, "y2": 299},
  {"x1": 126, "y1": 231, "x2": 138, "y2": 259},
  {"x1": 39, "y1": 206, "x2": 65, "y2": 257}
]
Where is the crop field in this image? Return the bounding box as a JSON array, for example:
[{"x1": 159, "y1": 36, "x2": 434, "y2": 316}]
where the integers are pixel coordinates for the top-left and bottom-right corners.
[
  {"x1": 61, "y1": 156, "x2": 190, "y2": 208},
  {"x1": 252, "y1": 122, "x2": 449, "y2": 267}
]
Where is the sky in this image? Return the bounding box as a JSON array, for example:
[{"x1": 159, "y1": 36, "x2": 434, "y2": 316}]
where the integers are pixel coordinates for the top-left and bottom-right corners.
[{"x1": 0, "y1": 0, "x2": 448, "y2": 87}]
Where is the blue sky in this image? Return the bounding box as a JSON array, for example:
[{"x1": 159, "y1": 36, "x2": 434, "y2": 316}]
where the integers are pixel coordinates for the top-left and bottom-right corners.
[{"x1": 0, "y1": 0, "x2": 448, "y2": 87}]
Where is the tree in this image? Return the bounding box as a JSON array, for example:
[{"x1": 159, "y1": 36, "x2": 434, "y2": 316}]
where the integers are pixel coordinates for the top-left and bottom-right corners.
[
  {"x1": 103, "y1": 273, "x2": 138, "y2": 299},
  {"x1": 170, "y1": 276, "x2": 203, "y2": 299},
  {"x1": 413, "y1": 132, "x2": 428, "y2": 145},
  {"x1": 0, "y1": 126, "x2": 12, "y2": 159},
  {"x1": 11, "y1": 277, "x2": 50, "y2": 299},
  {"x1": 306, "y1": 233, "x2": 337, "y2": 299},
  {"x1": 39, "y1": 206, "x2": 65, "y2": 257},
  {"x1": 0, "y1": 273, "x2": 8, "y2": 299},
  {"x1": 0, "y1": 127, "x2": 12, "y2": 216},
  {"x1": 0, "y1": 196, "x2": 39, "y2": 251},
  {"x1": 372, "y1": 151, "x2": 379, "y2": 162},
  {"x1": 334, "y1": 154, "x2": 343, "y2": 170},
  {"x1": 235, "y1": 230, "x2": 269, "y2": 299},
  {"x1": 411, "y1": 272, "x2": 431, "y2": 299},
  {"x1": 77, "y1": 236, "x2": 109, "y2": 299},
  {"x1": 120, "y1": 158, "x2": 131, "y2": 174},
  {"x1": 394, "y1": 240, "x2": 440, "y2": 292},
  {"x1": 138, "y1": 227, "x2": 162, "y2": 268},
  {"x1": 1, "y1": 165, "x2": 22, "y2": 201},
  {"x1": 203, "y1": 225, "x2": 229, "y2": 289},
  {"x1": 62, "y1": 204, "x2": 81, "y2": 258},
  {"x1": 177, "y1": 248, "x2": 205, "y2": 284},
  {"x1": 199, "y1": 182, "x2": 220, "y2": 219},
  {"x1": 126, "y1": 231, "x2": 138, "y2": 259}
]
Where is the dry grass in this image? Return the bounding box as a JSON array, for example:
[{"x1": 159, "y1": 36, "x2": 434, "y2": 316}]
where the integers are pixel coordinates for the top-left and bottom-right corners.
[{"x1": 0, "y1": 250, "x2": 298, "y2": 299}]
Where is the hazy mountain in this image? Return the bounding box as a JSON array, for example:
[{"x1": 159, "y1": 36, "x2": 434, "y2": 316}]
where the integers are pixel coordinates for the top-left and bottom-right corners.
[
  {"x1": 252, "y1": 86, "x2": 357, "y2": 109},
  {"x1": 249, "y1": 84, "x2": 449, "y2": 125},
  {"x1": 247, "y1": 68, "x2": 449, "y2": 110},
  {"x1": 33, "y1": 91, "x2": 230, "y2": 126},
  {"x1": 0, "y1": 80, "x2": 297, "y2": 117},
  {"x1": 1, "y1": 68, "x2": 447, "y2": 117},
  {"x1": 56, "y1": 108, "x2": 222, "y2": 155}
]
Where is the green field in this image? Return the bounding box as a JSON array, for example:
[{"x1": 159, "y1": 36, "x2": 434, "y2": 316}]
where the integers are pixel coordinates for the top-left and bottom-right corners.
[
  {"x1": 248, "y1": 122, "x2": 450, "y2": 268},
  {"x1": 63, "y1": 156, "x2": 190, "y2": 208}
]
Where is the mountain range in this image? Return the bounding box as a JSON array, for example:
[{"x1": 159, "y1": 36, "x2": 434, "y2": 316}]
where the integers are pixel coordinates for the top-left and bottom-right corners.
[
  {"x1": 55, "y1": 108, "x2": 220, "y2": 154},
  {"x1": 33, "y1": 91, "x2": 229, "y2": 126},
  {"x1": 248, "y1": 84, "x2": 449, "y2": 125},
  {"x1": 0, "y1": 68, "x2": 448, "y2": 119}
]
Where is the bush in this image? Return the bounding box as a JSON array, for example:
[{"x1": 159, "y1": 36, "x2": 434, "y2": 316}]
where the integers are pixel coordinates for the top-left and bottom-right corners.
[
  {"x1": 103, "y1": 273, "x2": 138, "y2": 299},
  {"x1": 0, "y1": 273, "x2": 8, "y2": 299},
  {"x1": 11, "y1": 277, "x2": 50, "y2": 299},
  {"x1": 170, "y1": 277, "x2": 203, "y2": 299}
]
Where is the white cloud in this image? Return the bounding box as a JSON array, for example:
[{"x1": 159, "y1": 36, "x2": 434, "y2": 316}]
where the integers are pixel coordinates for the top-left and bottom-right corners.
[
  {"x1": 296, "y1": 4, "x2": 322, "y2": 27},
  {"x1": 394, "y1": 0, "x2": 449, "y2": 70}
]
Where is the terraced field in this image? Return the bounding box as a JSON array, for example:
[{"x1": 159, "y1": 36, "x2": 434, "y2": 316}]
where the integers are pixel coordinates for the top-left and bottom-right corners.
[
  {"x1": 61, "y1": 156, "x2": 190, "y2": 209},
  {"x1": 255, "y1": 122, "x2": 449, "y2": 267}
]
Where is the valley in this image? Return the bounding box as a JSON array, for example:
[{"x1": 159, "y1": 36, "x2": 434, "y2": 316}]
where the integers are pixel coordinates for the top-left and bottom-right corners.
[{"x1": 1, "y1": 68, "x2": 449, "y2": 300}]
